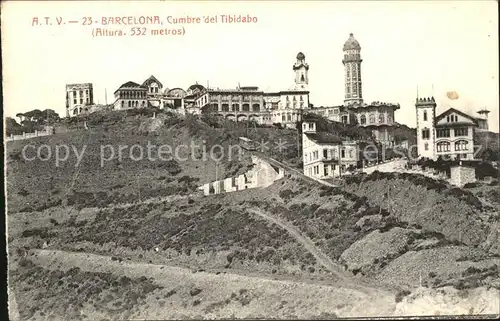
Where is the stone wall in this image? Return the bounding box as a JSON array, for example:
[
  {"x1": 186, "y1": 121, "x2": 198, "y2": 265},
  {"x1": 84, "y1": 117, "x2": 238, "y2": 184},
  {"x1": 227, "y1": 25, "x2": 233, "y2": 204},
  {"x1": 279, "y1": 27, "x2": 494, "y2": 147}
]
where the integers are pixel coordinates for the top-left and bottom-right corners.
[
  {"x1": 450, "y1": 165, "x2": 476, "y2": 187},
  {"x1": 198, "y1": 156, "x2": 285, "y2": 196}
]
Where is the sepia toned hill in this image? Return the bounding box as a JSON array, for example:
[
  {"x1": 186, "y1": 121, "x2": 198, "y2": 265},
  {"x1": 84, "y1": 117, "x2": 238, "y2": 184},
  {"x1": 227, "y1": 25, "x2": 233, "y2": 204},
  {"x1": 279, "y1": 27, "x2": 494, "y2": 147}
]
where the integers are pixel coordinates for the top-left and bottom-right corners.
[{"x1": 6, "y1": 109, "x2": 500, "y2": 319}]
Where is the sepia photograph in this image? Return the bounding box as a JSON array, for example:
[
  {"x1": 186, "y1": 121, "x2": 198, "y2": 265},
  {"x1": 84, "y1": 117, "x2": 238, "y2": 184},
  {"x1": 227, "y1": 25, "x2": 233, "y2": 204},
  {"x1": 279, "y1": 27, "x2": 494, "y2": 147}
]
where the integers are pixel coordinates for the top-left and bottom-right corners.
[{"x1": 2, "y1": 0, "x2": 499, "y2": 320}]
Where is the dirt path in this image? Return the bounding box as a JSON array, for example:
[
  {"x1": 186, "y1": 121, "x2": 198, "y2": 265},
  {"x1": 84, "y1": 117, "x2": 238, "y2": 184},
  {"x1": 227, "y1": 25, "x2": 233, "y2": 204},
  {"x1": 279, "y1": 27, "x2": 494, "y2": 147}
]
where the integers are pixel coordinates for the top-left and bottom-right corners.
[
  {"x1": 247, "y1": 208, "x2": 347, "y2": 278},
  {"x1": 26, "y1": 249, "x2": 396, "y2": 319}
]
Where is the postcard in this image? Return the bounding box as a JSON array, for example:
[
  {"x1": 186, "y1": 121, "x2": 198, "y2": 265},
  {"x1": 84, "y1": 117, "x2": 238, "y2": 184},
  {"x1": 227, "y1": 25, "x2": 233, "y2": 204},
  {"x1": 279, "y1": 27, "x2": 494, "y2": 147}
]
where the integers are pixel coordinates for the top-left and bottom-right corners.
[{"x1": 2, "y1": 1, "x2": 499, "y2": 320}]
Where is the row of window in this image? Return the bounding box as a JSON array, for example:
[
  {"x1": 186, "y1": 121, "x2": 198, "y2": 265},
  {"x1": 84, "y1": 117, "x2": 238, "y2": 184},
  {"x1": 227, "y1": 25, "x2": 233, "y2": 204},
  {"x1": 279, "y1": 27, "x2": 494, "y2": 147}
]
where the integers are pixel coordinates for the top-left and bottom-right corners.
[
  {"x1": 121, "y1": 100, "x2": 146, "y2": 108},
  {"x1": 118, "y1": 91, "x2": 147, "y2": 99},
  {"x1": 423, "y1": 112, "x2": 461, "y2": 123},
  {"x1": 307, "y1": 164, "x2": 344, "y2": 178},
  {"x1": 436, "y1": 140, "x2": 469, "y2": 152},
  {"x1": 436, "y1": 128, "x2": 469, "y2": 138},
  {"x1": 214, "y1": 103, "x2": 261, "y2": 112},
  {"x1": 72, "y1": 97, "x2": 90, "y2": 105},
  {"x1": 304, "y1": 148, "x2": 355, "y2": 162},
  {"x1": 285, "y1": 102, "x2": 305, "y2": 108},
  {"x1": 359, "y1": 114, "x2": 392, "y2": 125},
  {"x1": 285, "y1": 96, "x2": 305, "y2": 101},
  {"x1": 72, "y1": 90, "x2": 90, "y2": 97}
]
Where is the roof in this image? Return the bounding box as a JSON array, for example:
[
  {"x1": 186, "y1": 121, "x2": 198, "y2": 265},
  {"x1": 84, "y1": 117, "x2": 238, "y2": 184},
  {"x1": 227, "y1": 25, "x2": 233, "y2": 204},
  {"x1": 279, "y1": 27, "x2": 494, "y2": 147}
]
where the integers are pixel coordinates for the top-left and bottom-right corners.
[
  {"x1": 343, "y1": 33, "x2": 361, "y2": 51},
  {"x1": 142, "y1": 75, "x2": 163, "y2": 88},
  {"x1": 114, "y1": 81, "x2": 147, "y2": 94},
  {"x1": 188, "y1": 83, "x2": 205, "y2": 91},
  {"x1": 435, "y1": 108, "x2": 478, "y2": 125},
  {"x1": 305, "y1": 132, "x2": 343, "y2": 145}
]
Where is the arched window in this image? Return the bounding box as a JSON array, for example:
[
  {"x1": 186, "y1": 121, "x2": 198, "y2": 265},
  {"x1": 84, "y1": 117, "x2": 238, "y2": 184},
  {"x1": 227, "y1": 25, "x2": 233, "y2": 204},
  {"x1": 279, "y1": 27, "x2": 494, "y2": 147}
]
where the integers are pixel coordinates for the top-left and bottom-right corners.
[
  {"x1": 423, "y1": 111, "x2": 428, "y2": 121},
  {"x1": 437, "y1": 142, "x2": 450, "y2": 152},
  {"x1": 369, "y1": 114, "x2": 375, "y2": 124},
  {"x1": 252, "y1": 104, "x2": 260, "y2": 112},
  {"x1": 455, "y1": 140, "x2": 468, "y2": 151},
  {"x1": 242, "y1": 104, "x2": 250, "y2": 112},
  {"x1": 360, "y1": 115, "x2": 366, "y2": 125},
  {"x1": 379, "y1": 114, "x2": 385, "y2": 123},
  {"x1": 222, "y1": 104, "x2": 229, "y2": 112},
  {"x1": 301, "y1": 75, "x2": 305, "y2": 82},
  {"x1": 232, "y1": 104, "x2": 239, "y2": 112}
]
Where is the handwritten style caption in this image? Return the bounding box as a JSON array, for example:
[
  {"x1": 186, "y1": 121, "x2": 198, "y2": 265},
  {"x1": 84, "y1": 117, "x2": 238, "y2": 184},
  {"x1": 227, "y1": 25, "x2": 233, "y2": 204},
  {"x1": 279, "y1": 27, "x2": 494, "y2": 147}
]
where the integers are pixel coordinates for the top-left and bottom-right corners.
[{"x1": 31, "y1": 15, "x2": 259, "y2": 37}]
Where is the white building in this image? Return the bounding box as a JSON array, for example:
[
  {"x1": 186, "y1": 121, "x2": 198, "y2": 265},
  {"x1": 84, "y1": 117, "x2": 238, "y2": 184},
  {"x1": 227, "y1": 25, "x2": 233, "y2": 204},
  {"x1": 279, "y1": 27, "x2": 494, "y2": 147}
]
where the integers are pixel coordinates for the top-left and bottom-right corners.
[
  {"x1": 65, "y1": 83, "x2": 94, "y2": 117},
  {"x1": 415, "y1": 96, "x2": 482, "y2": 161},
  {"x1": 302, "y1": 121, "x2": 359, "y2": 179}
]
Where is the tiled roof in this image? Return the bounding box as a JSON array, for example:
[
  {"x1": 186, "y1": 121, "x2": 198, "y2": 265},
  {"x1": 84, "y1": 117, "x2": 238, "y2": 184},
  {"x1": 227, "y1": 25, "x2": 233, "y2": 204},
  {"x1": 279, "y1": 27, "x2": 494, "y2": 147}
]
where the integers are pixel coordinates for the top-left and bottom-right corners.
[{"x1": 305, "y1": 132, "x2": 342, "y2": 145}]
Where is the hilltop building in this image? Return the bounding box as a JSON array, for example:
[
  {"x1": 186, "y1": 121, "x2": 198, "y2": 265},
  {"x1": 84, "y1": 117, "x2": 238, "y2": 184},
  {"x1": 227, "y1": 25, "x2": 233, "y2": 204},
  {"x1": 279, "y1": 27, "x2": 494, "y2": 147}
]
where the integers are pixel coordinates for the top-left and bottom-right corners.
[
  {"x1": 111, "y1": 52, "x2": 311, "y2": 127},
  {"x1": 415, "y1": 97, "x2": 488, "y2": 160},
  {"x1": 302, "y1": 121, "x2": 359, "y2": 179},
  {"x1": 306, "y1": 33, "x2": 400, "y2": 146},
  {"x1": 65, "y1": 83, "x2": 94, "y2": 117},
  {"x1": 204, "y1": 52, "x2": 310, "y2": 127},
  {"x1": 475, "y1": 108, "x2": 490, "y2": 131}
]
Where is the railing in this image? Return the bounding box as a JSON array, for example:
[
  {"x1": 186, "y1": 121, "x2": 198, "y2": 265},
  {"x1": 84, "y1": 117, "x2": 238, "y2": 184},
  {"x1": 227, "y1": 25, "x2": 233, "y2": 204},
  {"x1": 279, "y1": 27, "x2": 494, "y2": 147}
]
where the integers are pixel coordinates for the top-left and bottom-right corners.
[{"x1": 6, "y1": 130, "x2": 53, "y2": 142}]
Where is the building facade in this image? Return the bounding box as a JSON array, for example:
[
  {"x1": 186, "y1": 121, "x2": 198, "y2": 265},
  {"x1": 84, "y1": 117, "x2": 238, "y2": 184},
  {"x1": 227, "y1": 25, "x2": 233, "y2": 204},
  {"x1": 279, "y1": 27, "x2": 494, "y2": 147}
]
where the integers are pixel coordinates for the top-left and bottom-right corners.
[
  {"x1": 415, "y1": 96, "x2": 481, "y2": 161},
  {"x1": 203, "y1": 52, "x2": 311, "y2": 127},
  {"x1": 306, "y1": 33, "x2": 400, "y2": 146},
  {"x1": 475, "y1": 108, "x2": 490, "y2": 131},
  {"x1": 65, "y1": 83, "x2": 94, "y2": 117},
  {"x1": 302, "y1": 121, "x2": 359, "y2": 179}
]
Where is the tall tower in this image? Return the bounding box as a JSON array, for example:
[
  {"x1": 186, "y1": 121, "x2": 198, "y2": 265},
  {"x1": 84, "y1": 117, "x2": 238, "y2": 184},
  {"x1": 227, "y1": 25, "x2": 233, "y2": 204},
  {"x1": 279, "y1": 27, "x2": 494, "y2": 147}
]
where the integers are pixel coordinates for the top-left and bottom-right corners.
[
  {"x1": 293, "y1": 52, "x2": 309, "y2": 90},
  {"x1": 415, "y1": 97, "x2": 437, "y2": 159},
  {"x1": 477, "y1": 108, "x2": 490, "y2": 131},
  {"x1": 342, "y1": 33, "x2": 363, "y2": 106}
]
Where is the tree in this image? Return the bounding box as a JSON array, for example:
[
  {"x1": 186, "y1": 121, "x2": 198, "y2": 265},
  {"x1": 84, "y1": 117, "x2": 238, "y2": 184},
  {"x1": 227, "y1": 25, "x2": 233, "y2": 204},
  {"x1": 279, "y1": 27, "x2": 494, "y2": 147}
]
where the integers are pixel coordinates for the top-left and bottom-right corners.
[
  {"x1": 15, "y1": 113, "x2": 25, "y2": 123},
  {"x1": 5, "y1": 117, "x2": 22, "y2": 136}
]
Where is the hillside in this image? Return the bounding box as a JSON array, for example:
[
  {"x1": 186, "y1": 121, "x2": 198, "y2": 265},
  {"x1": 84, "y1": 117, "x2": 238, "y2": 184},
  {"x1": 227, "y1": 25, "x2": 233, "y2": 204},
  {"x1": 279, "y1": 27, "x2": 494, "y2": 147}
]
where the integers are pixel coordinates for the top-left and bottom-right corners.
[{"x1": 6, "y1": 109, "x2": 500, "y2": 319}]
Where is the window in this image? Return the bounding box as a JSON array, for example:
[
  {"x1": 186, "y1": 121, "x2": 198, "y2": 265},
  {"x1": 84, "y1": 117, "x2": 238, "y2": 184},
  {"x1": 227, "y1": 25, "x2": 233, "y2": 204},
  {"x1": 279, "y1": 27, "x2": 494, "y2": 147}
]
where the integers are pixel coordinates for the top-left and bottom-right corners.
[
  {"x1": 360, "y1": 115, "x2": 366, "y2": 125},
  {"x1": 421, "y1": 129, "x2": 430, "y2": 139},
  {"x1": 379, "y1": 114, "x2": 385, "y2": 123},
  {"x1": 341, "y1": 149, "x2": 346, "y2": 158},
  {"x1": 313, "y1": 151, "x2": 318, "y2": 160},
  {"x1": 454, "y1": 127, "x2": 468, "y2": 136},
  {"x1": 73, "y1": 99, "x2": 77, "y2": 104},
  {"x1": 73, "y1": 90, "x2": 77, "y2": 97},
  {"x1": 80, "y1": 98, "x2": 83, "y2": 104},
  {"x1": 349, "y1": 149, "x2": 353, "y2": 158},
  {"x1": 423, "y1": 111, "x2": 427, "y2": 121},
  {"x1": 436, "y1": 128, "x2": 450, "y2": 138},
  {"x1": 424, "y1": 143, "x2": 429, "y2": 151},
  {"x1": 455, "y1": 140, "x2": 468, "y2": 151},
  {"x1": 437, "y1": 142, "x2": 450, "y2": 152},
  {"x1": 324, "y1": 166, "x2": 328, "y2": 177},
  {"x1": 323, "y1": 149, "x2": 328, "y2": 159},
  {"x1": 369, "y1": 114, "x2": 375, "y2": 124}
]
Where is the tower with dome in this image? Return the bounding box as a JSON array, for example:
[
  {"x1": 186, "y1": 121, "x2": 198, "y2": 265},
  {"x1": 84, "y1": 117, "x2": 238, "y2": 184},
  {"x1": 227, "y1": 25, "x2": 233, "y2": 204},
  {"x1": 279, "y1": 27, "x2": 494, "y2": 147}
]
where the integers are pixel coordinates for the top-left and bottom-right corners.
[{"x1": 342, "y1": 33, "x2": 363, "y2": 106}]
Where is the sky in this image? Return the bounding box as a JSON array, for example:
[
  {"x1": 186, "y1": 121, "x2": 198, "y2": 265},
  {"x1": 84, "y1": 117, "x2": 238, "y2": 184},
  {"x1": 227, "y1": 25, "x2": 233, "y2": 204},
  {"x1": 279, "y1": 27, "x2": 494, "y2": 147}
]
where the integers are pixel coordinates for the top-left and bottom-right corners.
[{"x1": 2, "y1": 0, "x2": 499, "y2": 132}]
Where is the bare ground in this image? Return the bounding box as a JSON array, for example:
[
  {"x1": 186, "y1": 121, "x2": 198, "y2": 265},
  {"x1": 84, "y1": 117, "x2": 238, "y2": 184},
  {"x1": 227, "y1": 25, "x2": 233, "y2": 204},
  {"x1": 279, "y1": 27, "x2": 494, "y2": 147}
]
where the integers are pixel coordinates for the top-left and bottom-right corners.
[{"x1": 15, "y1": 249, "x2": 397, "y2": 320}]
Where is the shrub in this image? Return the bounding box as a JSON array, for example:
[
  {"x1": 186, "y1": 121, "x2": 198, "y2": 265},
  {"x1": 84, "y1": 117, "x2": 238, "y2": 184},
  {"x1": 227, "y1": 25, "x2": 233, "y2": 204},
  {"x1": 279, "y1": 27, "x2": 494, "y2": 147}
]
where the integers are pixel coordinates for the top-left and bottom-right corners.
[{"x1": 190, "y1": 288, "x2": 202, "y2": 296}]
